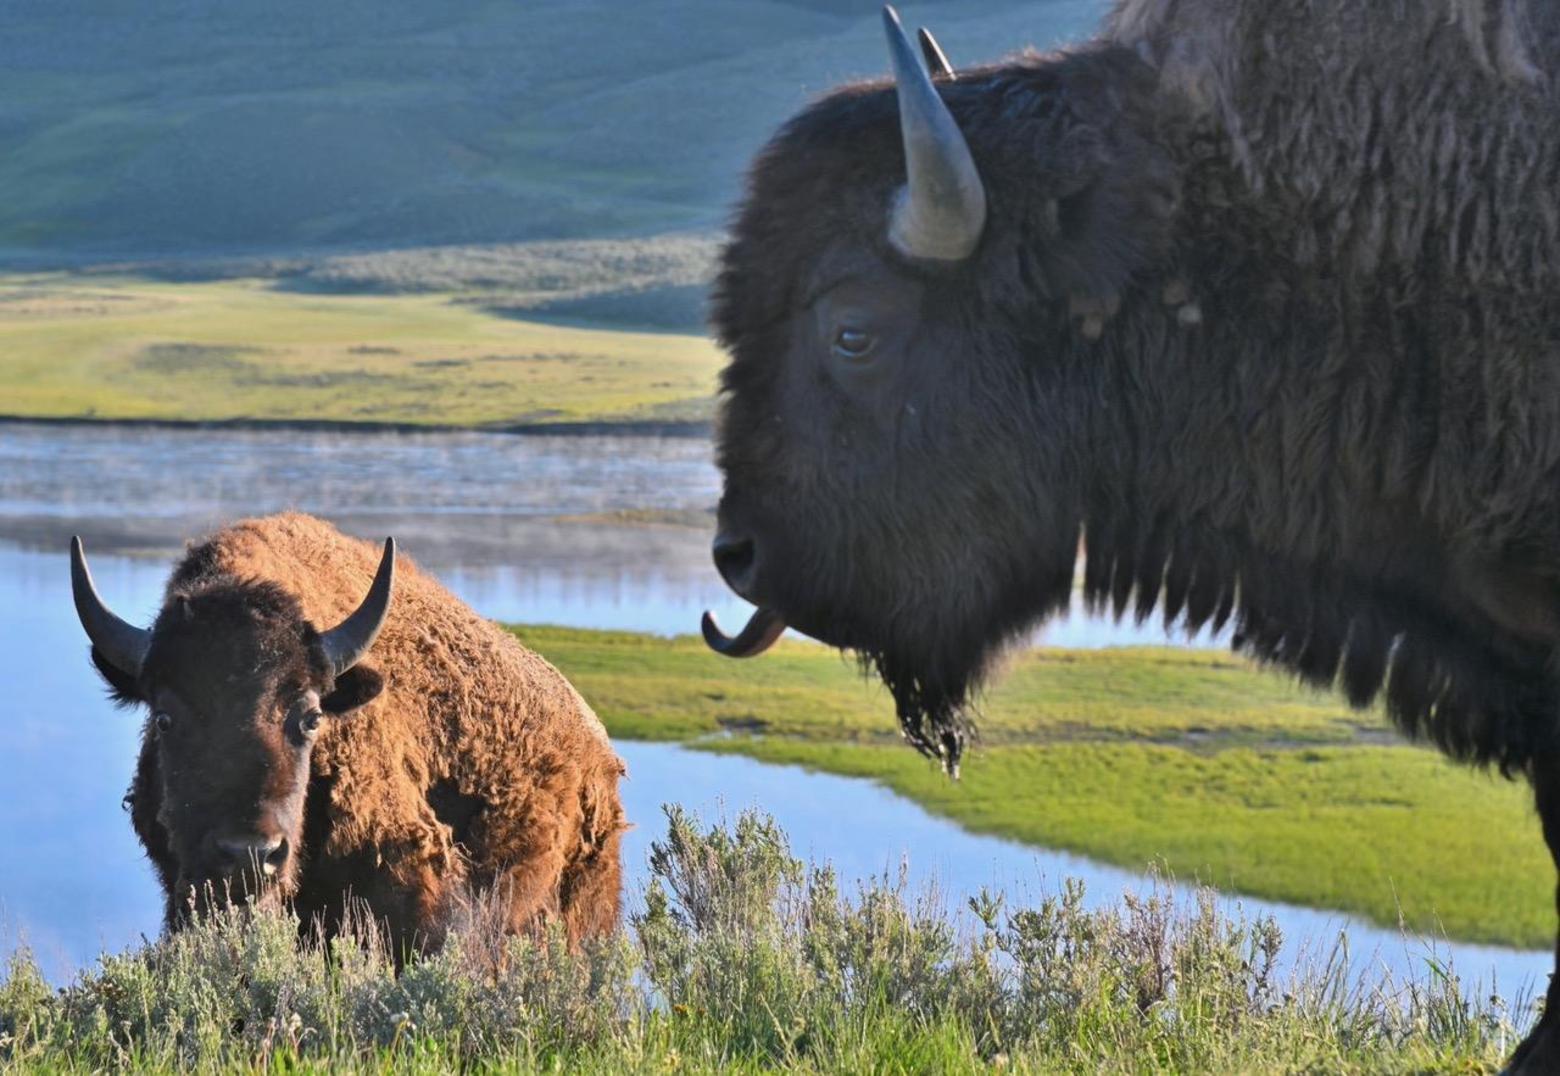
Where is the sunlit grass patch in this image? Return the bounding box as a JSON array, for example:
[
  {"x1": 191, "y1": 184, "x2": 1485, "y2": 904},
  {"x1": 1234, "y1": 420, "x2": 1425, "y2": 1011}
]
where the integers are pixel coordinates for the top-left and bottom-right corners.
[
  {"x1": 514, "y1": 626, "x2": 1552, "y2": 949},
  {"x1": 712, "y1": 738, "x2": 1549, "y2": 950},
  {"x1": 0, "y1": 273, "x2": 722, "y2": 428},
  {"x1": 514, "y1": 628, "x2": 1392, "y2": 746}
]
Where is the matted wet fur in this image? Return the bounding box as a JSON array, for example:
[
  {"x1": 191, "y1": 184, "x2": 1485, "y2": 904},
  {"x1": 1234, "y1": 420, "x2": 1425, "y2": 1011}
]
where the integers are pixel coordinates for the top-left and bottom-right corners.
[{"x1": 112, "y1": 512, "x2": 626, "y2": 955}]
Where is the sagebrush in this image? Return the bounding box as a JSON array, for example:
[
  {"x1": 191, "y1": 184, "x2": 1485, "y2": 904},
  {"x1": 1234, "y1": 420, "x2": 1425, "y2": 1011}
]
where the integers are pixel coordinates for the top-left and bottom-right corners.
[{"x1": 0, "y1": 806, "x2": 1525, "y2": 1072}]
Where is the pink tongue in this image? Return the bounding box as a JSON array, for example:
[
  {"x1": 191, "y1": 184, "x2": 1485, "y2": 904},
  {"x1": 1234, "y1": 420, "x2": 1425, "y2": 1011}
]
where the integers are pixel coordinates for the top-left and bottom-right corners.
[{"x1": 701, "y1": 608, "x2": 787, "y2": 658}]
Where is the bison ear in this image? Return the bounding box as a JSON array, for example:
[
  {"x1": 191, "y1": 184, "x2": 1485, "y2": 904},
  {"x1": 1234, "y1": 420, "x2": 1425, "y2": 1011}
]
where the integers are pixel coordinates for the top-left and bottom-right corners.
[
  {"x1": 90, "y1": 646, "x2": 144, "y2": 707},
  {"x1": 321, "y1": 664, "x2": 384, "y2": 715}
]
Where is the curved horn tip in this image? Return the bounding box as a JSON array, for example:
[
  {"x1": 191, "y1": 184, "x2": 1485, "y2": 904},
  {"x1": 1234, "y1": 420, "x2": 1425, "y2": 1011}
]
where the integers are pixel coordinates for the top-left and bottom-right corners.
[
  {"x1": 69, "y1": 535, "x2": 86, "y2": 589},
  {"x1": 701, "y1": 608, "x2": 787, "y2": 659},
  {"x1": 69, "y1": 534, "x2": 152, "y2": 674},
  {"x1": 917, "y1": 27, "x2": 955, "y2": 80},
  {"x1": 319, "y1": 536, "x2": 397, "y2": 678}
]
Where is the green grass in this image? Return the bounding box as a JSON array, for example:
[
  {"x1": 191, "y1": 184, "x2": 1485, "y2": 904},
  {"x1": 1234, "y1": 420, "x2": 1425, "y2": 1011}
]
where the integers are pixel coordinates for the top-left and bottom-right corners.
[
  {"x1": 0, "y1": 273, "x2": 722, "y2": 427},
  {"x1": 0, "y1": 807, "x2": 1521, "y2": 1072},
  {"x1": 511, "y1": 626, "x2": 1552, "y2": 950}
]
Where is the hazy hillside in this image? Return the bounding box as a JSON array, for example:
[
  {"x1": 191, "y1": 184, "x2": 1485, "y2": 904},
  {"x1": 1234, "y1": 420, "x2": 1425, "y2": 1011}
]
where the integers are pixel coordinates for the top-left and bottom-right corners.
[{"x1": 0, "y1": 0, "x2": 1105, "y2": 260}]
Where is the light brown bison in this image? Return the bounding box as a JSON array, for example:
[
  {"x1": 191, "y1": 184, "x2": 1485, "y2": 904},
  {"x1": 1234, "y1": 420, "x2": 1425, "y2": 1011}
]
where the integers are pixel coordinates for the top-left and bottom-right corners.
[
  {"x1": 71, "y1": 511, "x2": 626, "y2": 956},
  {"x1": 704, "y1": 2, "x2": 1560, "y2": 1066}
]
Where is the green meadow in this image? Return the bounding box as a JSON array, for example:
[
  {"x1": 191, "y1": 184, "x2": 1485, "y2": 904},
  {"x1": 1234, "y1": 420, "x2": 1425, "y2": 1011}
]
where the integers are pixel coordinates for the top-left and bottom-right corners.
[
  {"x1": 0, "y1": 272, "x2": 722, "y2": 427},
  {"x1": 513, "y1": 626, "x2": 1553, "y2": 951}
]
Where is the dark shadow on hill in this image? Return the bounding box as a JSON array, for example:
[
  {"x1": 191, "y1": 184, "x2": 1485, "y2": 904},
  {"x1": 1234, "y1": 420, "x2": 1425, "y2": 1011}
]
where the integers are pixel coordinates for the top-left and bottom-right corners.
[
  {"x1": 485, "y1": 283, "x2": 709, "y2": 335},
  {"x1": 262, "y1": 235, "x2": 719, "y2": 333}
]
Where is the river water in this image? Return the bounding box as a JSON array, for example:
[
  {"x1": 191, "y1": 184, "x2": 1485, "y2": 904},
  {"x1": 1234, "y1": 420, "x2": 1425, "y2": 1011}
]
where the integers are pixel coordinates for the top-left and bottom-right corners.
[{"x1": 0, "y1": 421, "x2": 1544, "y2": 1004}]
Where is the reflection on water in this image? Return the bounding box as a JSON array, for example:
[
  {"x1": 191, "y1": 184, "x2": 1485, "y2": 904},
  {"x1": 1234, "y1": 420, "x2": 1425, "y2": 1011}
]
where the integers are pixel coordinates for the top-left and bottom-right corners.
[{"x1": 0, "y1": 543, "x2": 164, "y2": 979}]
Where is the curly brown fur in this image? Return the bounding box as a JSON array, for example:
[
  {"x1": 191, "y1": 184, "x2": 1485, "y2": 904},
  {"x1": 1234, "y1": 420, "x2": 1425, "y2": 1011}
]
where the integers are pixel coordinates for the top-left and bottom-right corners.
[{"x1": 115, "y1": 512, "x2": 626, "y2": 955}]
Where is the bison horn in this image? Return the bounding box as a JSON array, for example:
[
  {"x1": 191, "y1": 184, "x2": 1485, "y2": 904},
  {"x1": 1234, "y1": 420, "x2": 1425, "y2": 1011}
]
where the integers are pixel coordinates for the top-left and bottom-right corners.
[
  {"x1": 883, "y1": 5, "x2": 986, "y2": 261},
  {"x1": 917, "y1": 27, "x2": 955, "y2": 81},
  {"x1": 70, "y1": 536, "x2": 152, "y2": 676},
  {"x1": 701, "y1": 607, "x2": 787, "y2": 658},
  {"x1": 320, "y1": 538, "x2": 396, "y2": 678}
]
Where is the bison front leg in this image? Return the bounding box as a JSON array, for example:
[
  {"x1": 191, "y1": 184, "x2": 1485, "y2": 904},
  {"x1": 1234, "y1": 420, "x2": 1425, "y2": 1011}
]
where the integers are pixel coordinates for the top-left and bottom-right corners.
[{"x1": 1509, "y1": 753, "x2": 1560, "y2": 1072}]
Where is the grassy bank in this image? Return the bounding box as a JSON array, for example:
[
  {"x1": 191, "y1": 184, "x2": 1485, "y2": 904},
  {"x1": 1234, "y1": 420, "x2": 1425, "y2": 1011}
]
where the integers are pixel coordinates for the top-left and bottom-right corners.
[
  {"x1": 513, "y1": 626, "x2": 1552, "y2": 950},
  {"x1": 0, "y1": 808, "x2": 1518, "y2": 1073},
  {"x1": 0, "y1": 273, "x2": 721, "y2": 428}
]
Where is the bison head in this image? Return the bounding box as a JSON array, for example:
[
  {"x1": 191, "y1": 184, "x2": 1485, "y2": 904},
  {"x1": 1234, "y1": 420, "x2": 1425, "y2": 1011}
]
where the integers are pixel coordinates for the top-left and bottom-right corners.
[
  {"x1": 703, "y1": 9, "x2": 1179, "y2": 771},
  {"x1": 70, "y1": 536, "x2": 395, "y2": 916}
]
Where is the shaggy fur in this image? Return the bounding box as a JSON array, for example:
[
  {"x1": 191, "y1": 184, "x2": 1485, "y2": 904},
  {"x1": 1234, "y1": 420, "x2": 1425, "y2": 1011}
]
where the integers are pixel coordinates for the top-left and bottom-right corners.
[
  {"x1": 709, "y1": 2, "x2": 1560, "y2": 1064},
  {"x1": 112, "y1": 513, "x2": 626, "y2": 954},
  {"x1": 714, "y1": 0, "x2": 1560, "y2": 770}
]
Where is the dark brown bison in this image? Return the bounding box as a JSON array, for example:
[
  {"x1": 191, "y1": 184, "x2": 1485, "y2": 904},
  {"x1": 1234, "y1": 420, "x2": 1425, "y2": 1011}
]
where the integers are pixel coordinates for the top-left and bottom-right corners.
[
  {"x1": 72, "y1": 512, "x2": 626, "y2": 956},
  {"x1": 702, "y1": 2, "x2": 1560, "y2": 1065}
]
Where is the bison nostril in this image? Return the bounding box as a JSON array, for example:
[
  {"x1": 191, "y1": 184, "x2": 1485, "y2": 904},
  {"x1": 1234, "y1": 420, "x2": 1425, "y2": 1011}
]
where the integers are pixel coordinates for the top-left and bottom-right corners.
[
  {"x1": 712, "y1": 534, "x2": 757, "y2": 592},
  {"x1": 262, "y1": 838, "x2": 289, "y2": 876},
  {"x1": 214, "y1": 834, "x2": 289, "y2": 876}
]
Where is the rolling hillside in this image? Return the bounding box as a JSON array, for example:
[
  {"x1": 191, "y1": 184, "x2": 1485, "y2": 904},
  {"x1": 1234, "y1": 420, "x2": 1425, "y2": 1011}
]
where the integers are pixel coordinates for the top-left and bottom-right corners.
[{"x1": 0, "y1": 0, "x2": 1105, "y2": 260}]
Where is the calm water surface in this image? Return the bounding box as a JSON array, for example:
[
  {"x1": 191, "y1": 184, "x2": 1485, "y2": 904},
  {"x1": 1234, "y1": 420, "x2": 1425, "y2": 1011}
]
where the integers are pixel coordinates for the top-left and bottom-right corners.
[{"x1": 0, "y1": 422, "x2": 1538, "y2": 1004}]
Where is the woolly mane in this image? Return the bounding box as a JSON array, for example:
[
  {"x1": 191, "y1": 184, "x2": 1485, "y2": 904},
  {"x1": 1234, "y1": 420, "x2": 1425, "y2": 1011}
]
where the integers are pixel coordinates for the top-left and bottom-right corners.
[
  {"x1": 1087, "y1": 0, "x2": 1560, "y2": 773},
  {"x1": 1109, "y1": 0, "x2": 1560, "y2": 287}
]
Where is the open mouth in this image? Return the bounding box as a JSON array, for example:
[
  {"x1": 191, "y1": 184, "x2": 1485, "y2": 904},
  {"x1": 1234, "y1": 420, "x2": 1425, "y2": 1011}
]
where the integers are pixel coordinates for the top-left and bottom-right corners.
[{"x1": 701, "y1": 606, "x2": 787, "y2": 658}]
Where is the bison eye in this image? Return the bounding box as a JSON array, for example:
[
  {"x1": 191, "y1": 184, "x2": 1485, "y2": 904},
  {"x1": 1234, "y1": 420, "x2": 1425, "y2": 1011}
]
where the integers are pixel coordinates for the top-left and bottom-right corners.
[
  {"x1": 287, "y1": 708, "x2": 323, "y2": 747},
  {"x1": 153, "y1": 711, "x2": 173, "y2": 734},
  {"x1": 832, "y1": 327, "x2": 876, "y2": 361}
]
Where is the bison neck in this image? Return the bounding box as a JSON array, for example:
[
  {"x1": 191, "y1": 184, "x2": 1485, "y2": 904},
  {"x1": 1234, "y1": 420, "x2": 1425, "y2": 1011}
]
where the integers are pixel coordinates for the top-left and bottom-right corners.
[
  {"x1": 1065, "y1": 18, "x2": 1560, "y2": 769},
  {"x1": 1076, "y1": 278, "x2": 1560, "y2": 770}
]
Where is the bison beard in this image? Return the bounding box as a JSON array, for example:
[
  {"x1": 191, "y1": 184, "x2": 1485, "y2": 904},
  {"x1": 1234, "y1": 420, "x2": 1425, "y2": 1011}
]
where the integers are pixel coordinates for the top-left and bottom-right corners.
[
  {"x1": 871, "y1": 547, "x2": 1079, "y2": 775},
  {"x1": 873, "y1": 652, "x2": 973, "y2": 774},
  {"x1": 861, "y1": 503, "x2": 1560, "y2": 778}
]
